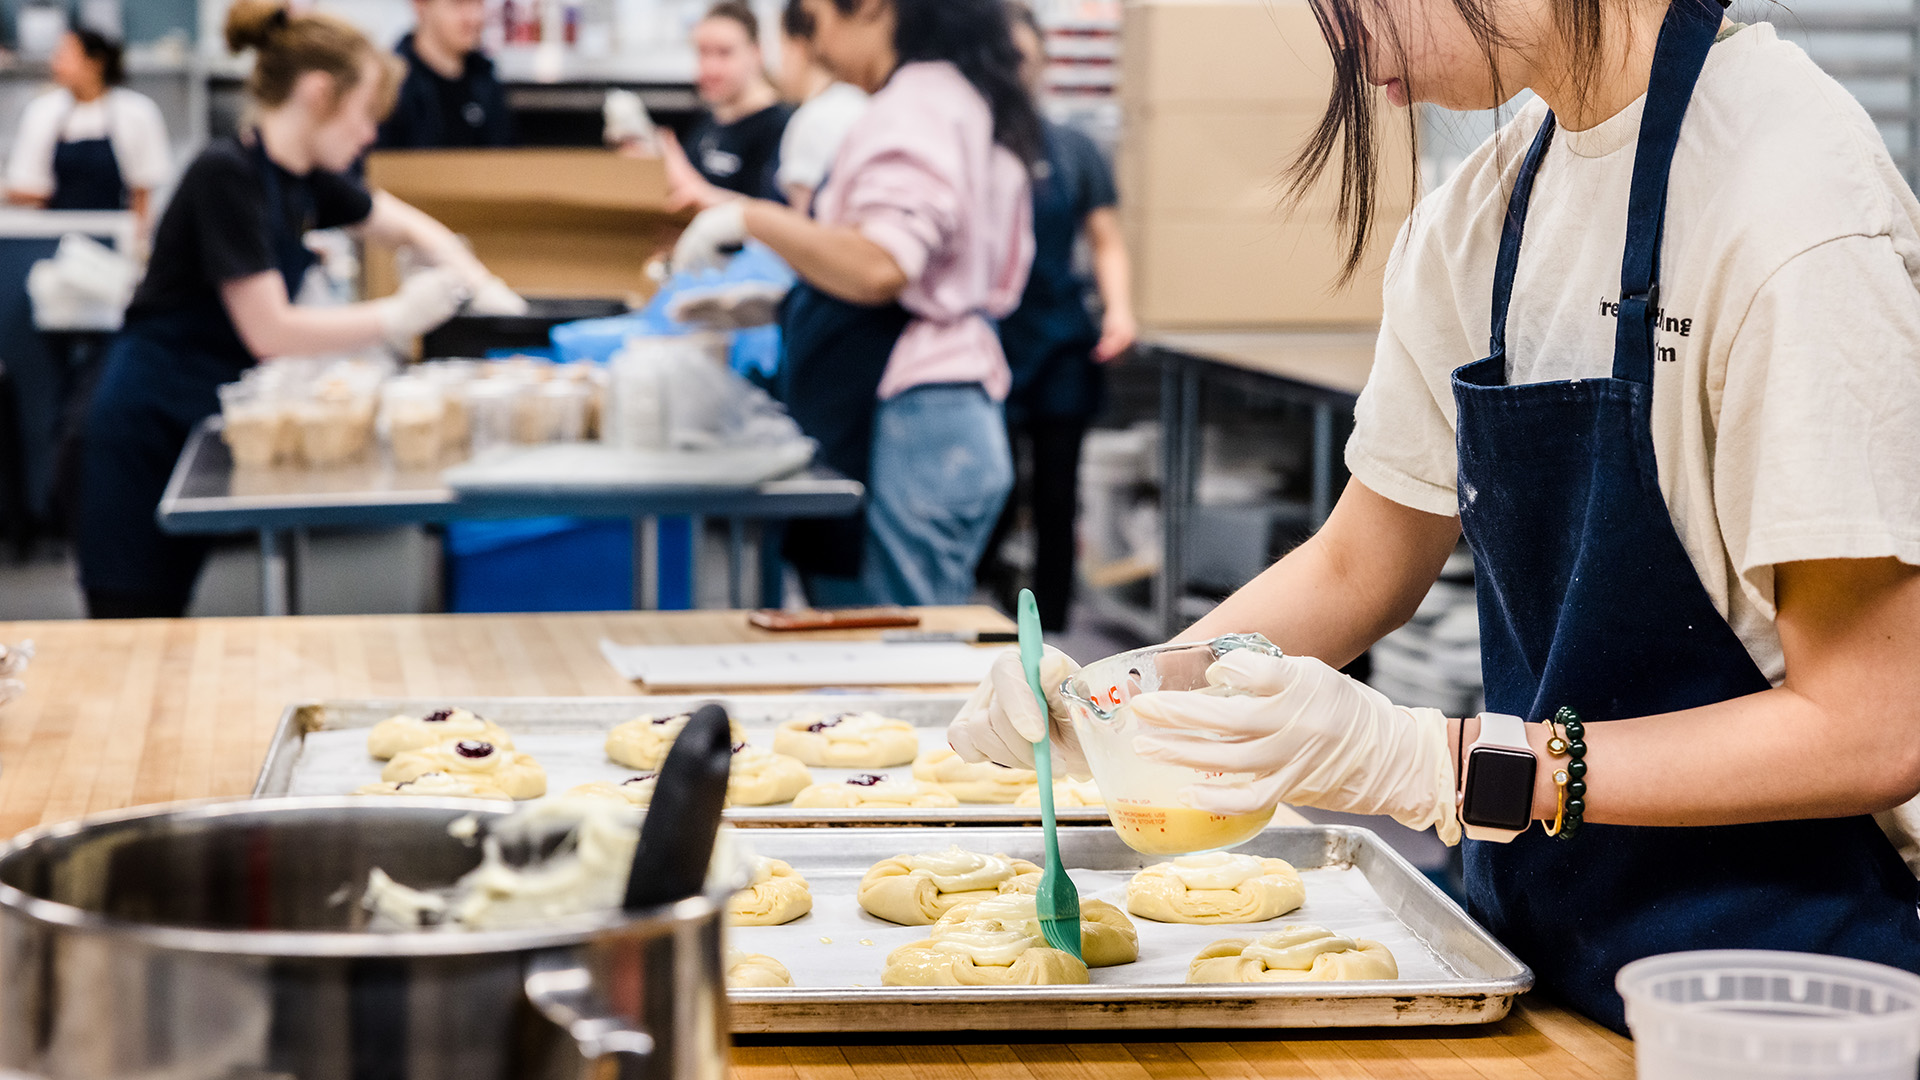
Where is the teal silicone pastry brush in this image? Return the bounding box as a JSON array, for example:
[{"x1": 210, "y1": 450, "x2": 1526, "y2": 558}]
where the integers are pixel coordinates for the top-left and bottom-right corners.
[{"x1": 1018, "y1": 589, "x2": 1082, "y2": 963}]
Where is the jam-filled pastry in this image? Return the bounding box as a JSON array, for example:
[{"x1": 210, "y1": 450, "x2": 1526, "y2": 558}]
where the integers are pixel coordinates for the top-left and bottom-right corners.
[
  {"x1": 790, "y1": 774, "x2": 958, "y2": 809},
  {"x1": 1125, "y1": 852, "x2": 1306, "y2": 924},
  {"x1": 577, "y1": 745, "x2": 812, "y2": 808},
  {"x1": 604, "y1": 712, "x2": 747, "y2": 771},
  {"x1": 910, "y1": 746, "x2": 1036, "y2": 803},
  {"x1": 725, "y1": 947, "x2": 794, "y2": 988},
  {"x1": 1013, "y1": 778, "x2": 1104, "y2": 808},
  {"x1": 935, "y1": 892, "x2": 1138, "y2": 967},
  {"x1": 353, "y1": 771, "x2": 512, "y2": 800},
  {"x1": 382, "y1": 738, "x2": 547, "y2": 799},
  {"x1": 857, "y1": 846, "x2": 1041, "y2": 925},
  {"x1": 1187, "y1": 926, "x2": 1398, "y2": 983},
  {"x1": 366, "y1": 707, "x2": 514, "y2": 760},
  {"x1": 771, "y1": 712, "x2": 919, "y2": 768},
  {"x1": 882, "y1": 905, "x2": 1089, "y2": 986},
  {"x1": 727, "y1": 856, "x2": 812, "y2": 926}
]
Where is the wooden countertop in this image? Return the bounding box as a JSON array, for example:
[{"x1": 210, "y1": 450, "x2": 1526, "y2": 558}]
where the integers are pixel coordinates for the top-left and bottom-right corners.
[
  {"x1": 1143, "y1": 329, "x2": 1378, "y2": 396},
  {"x1": 0, "y1": 608, "x2": 1633, "y2": 1079}
]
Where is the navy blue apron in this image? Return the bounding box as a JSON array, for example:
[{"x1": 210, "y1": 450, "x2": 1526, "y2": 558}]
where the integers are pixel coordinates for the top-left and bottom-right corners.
[
  {"x1": 46, "y1": 117, "x2": 127, "y2": 211},
  {"x1": 774, "y1": 178, "x2": 912, "y2": 578},
  {"x1": 76, "y1": 139, "x2": 317, "y2": 611},
  {"x1": 999, "y1": 129, "x2": 1102, "y2": 425},
  {"x1": 1454, "y1": 0, "x2": 1920, "y2": 1033}
]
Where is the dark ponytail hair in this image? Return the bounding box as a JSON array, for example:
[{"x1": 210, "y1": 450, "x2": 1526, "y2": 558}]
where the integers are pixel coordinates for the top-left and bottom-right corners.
[
  {"x1": 833, "y1": 0, "x2": 1043, "y2": 167},
  {"x1": 72, "y1": 29, "x2": 124, "y2": 87}
]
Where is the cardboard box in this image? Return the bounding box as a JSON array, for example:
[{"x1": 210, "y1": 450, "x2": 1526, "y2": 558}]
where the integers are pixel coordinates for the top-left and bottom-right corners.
[
  {"x1": 1119, "y1": 101, "x2": 1414, "y2": 216},
  {"x1": 363, "y1": 148, "x2": 694, "y2": 303},
  {"x1": 1125, "y1": 211, "x2": 1401, "y2": 328},
  {"x1": 1120, "y1": 0, "x2": 1334, "y2": 107}
]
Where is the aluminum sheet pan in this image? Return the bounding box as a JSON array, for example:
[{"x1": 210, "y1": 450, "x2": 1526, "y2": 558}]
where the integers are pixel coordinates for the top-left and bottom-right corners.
[
  {"x1": 723, "y1": 825, "x2": 1530, "y2": 1031},
  {"x1": 254, "y1": 696, "x2": 1112, "y2": 826}
]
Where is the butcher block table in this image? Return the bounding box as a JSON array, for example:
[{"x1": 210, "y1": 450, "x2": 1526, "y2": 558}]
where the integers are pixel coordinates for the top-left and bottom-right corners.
[{"x1": 0, "y1": 608, "x2": 1634, "y2": 1080}]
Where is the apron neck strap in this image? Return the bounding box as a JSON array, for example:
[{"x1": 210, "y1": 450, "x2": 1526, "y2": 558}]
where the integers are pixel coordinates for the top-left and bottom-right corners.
[
  {"x1": 1485, "y1": 0, "x2": 1728, "y2": 381},
  {"x1": 1613, "y1": 0, "x2": 1726, "y2": 384}
]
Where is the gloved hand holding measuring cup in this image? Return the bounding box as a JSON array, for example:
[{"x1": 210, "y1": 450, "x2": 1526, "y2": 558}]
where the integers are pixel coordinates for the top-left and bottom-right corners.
[
  {"x1": 1128, "y1": 649, "x2": 1462, "y2": 846},
  {"x1": 947, "y1": 645, "x2": 1088, "y2": 778}
]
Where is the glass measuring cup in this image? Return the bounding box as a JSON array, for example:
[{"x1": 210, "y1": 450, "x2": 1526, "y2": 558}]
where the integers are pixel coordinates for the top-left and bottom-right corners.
[{"x1": 1061, "y1": 634, "x2": 1284, "y2": 856}]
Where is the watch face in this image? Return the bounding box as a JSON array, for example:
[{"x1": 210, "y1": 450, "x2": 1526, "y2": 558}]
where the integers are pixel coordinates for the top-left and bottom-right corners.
[{"x1": 1463, "y1": 748, "x2": 1535, "y2": 832}]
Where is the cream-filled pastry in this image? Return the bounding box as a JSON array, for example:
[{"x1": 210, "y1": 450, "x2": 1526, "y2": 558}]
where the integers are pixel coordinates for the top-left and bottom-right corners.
[
  {"x1": 857, "y1": 847, "x2": 1041, "y2": 925},
  {"x1": 382, "y1": 738, "x2": 547, "y2": 799},
  {"x1": 882, "y1": 904, "x2": 1089, "y2": 986},
  {"x1": 726, "y1": 947, "x2": 794, "y2": 988},
  {"x1": 771, "y1": 712, "x2": 919, "y2": 768},
  {"x1": 354, "y1": 771, "x2": 512, "y2": 800},
  {"x1": 935, "y1": 891, "x2": 1138, "y2": 967},
  {"x1": 727, "y1": 856, "x2": 812, "y2": 926},
  {"x1": 1014, "y1": 778, "x2": 1104, "y2": 808},
  {"x1": 911, "y1": 746, "x2": 1036, "y2": 803},
  {"x1": 791, "y1": 774, "x2": 958, "y2": 809},
  {"x1": 566, "y1": 777, "x2": 653, "y2": 806},
  {"x1": 605, "y1": 712, "x2": 747, "y2": 771},
  {"x1": 1187, "y1": 925, "x2": 1398, "y2": 982},
  {"x1": 366, "y1": 707, "x2": 514, "y2": 760},
  {"x1": 578, "y1": 743, "x2": 810, "y2": 808},
  {"x1": 1126, "y1": 852, "x2": 1306, "y2": 924}
]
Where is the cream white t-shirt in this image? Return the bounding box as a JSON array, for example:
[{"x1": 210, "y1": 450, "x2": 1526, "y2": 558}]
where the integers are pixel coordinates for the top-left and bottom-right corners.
[
  {"x1": 776, "y1": 80, "x2": 868, "y2": 197},
  {"x1": 6, "y1": 87, "x2": 172, "y2": 197},
  {"x1": 1349, "y1": 22, "x2": 1920, "y2": 689}
]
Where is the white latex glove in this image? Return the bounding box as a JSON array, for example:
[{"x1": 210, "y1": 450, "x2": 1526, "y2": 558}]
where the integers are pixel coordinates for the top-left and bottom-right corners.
[
  {"x1": 1130, "y1": 651, "x2": 1462, "y2": 845},
  {"x1": 376, "y1": 268, "x2": 468, "y2": 351},
  {"x1": 946, "y1": 645, "x2": 1089, "y2": 779},
  {"x1": 467, "y1": 275, "x2": 530, "y2": 317},
  {"x1": 671, "y1": 201, "x2": 747, "y2": 276}
]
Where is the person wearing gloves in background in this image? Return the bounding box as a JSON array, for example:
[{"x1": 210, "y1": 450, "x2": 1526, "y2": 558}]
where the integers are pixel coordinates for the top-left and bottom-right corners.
[
  {"x1": 980, "y1": 2, "x2": 1135, "y2": 632},
  {"x1": 6, "y1": 30, "x2": 170, "y2": 233},
  {"x1": 377, "y1": 0, "x2": 513, "y2": 150},
  {"x1": 772, "y1": 0, "x2": 867, "y2": 210},
  {"x1": 671, "y1": 0, "x2": 1037, "y2": 607},
  {"x1": 654, "y1": 2, "x2": 793, "y2": 206},
  {"x1": 76, "y1": 0, "x2": 521, "y2": 619},
  {"x1": 949, "y1": 0, "x2": 1920, "y2": 1035}
]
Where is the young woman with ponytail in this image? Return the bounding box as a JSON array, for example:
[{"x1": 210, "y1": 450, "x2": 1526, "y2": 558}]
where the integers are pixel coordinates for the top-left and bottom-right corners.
[{"x1": 75, "y1": 0, "x2": 522, "y2": 619}]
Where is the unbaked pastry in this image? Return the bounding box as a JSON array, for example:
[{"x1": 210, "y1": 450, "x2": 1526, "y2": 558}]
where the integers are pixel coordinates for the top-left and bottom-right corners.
[
  {"x1": 791, "y1": 774, "x2": 958, "y2": 809},
  {"x1": 1126, "y1": 852, "x2": 1306, "y2": 924},
  {"x1": 882, "y1": 903, "x2": 1089, "y2": 986},
  {"x1": 581, "y1": 745, "x2": 813, "y2": 808},
  {"x1": 366, "y1": 707, "x2": 515, "y2": 760},
  {"x1": 1186, "y1": 925, "x2": 1398, "y2": 983},
  {"x1": 935, "y1": 891, "x2": 1138, "y2": 967},
  {"x1": 382, "y1": 738, "x2": 548, "y2": 799},
  {"x1": 566, "y1": 777, "x2": 652, "y2": 807},
  {"x1": 353, "y1": 771, "x2": 512, "y2": 800},
  {"x1": 911, "y1": 746, "x2": 1036, "y2": 803},
  {"x1": 605, "y1": 713, "x2": 748, "y2": 771},
  {"x1": 772, "y1": 712, "x2": 919, "y2": 768},
  {"x1": 728, "y1": 856, "x2": 812, "y2": 926},
  {"x1": 726, "y1": 947, "x2": 794, "y2": 988},
  {"x1": 1014, "y1": 778, "x2": 1105, "y2": 808},
  {"x1": 857, "y1": 847, "x2": 1041, "y2": 925}
]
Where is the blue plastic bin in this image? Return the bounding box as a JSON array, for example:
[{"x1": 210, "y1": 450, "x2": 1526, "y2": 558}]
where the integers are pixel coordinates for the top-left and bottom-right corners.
[{"x1": 444, "y1": 518, "x2": 632, "y2": 613}]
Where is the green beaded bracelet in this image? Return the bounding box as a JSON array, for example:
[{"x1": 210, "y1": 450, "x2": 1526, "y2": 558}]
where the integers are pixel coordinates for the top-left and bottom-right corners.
[{"x1": 1553, "y1": 706, "x2": 1587, "y2": 839}]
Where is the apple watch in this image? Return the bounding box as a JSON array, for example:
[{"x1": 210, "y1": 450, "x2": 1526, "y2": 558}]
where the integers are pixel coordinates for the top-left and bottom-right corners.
[{"x1": 1458, "y1": 712, "x2": 1536, "y2": 842}]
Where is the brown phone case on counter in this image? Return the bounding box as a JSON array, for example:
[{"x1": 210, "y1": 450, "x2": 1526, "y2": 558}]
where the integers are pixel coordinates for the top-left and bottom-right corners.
[{"x1": 749, "y1": 608, "x2": 923, "y2": 632}]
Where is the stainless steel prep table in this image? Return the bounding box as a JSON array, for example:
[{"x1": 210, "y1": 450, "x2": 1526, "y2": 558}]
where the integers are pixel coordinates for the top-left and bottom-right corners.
[
  {"x1": 1138, "y1": 330, "x2": 1375, "y2": 640},
  {"x1": 156, "y1": 417, "x2": 864, "y2": 616}
]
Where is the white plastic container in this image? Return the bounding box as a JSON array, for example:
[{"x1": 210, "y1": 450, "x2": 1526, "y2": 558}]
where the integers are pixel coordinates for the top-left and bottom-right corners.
[
  {"x1": 1618, "y1": 950, "x2": 1920, "y2": 1080},
  {"x1": 1060, "y1": 635, "x2": 1284, "y2": 856}
]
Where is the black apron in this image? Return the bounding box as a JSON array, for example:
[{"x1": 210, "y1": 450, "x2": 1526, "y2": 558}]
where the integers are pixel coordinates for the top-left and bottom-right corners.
[
  {"x1": 46, "y1": 120, "x2": 127, "y2": 212},
  {"x1": 1454, "y1": 0, "x2": 1920, "y2": 1032},
  {"x1": 773, "y1": 181, "x2": 912, "y2": 578},
  {"x1": 75, "y1": 140, "x2": 317, "y2": 609}
]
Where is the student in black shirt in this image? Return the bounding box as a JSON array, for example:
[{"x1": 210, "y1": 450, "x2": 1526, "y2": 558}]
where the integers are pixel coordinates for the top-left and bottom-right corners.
[
  {"x1": 378, "y1": 0, "x2": 512, "y2": 148},
  {"x1": 660, "y1": 1, "x2": 792, "y2": 202},
  {"x1": 75, "y1": 0, "x2": 520, "y2": 619}
]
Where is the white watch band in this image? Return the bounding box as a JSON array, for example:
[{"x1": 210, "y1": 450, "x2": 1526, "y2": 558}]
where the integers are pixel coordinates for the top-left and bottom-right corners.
[{"x1": 1461, "y1": 712, "x2": 1533, "y2": 843}]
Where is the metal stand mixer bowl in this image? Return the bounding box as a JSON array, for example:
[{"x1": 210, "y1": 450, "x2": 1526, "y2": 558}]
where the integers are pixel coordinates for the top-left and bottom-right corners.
[{"x1": 0, "y1": 798, "x2": 728, "y2": 1080}]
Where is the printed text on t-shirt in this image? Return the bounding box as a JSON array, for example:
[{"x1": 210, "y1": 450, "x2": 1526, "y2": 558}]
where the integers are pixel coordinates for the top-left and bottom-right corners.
[{"x1": 1599, "y1": 296, "x2": 1692, "y2": 362}]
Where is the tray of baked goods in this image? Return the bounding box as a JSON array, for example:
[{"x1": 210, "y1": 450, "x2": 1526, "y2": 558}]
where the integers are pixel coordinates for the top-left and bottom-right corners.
[
  {"x1": 253, "y1": 696, "x2": 1113, "y2": 825},
  {"x1": 719, "y1": 824, "x2": 1532, "y2": 1031}
]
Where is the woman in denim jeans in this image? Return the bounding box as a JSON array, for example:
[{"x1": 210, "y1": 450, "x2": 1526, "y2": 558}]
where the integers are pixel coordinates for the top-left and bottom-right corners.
[{"x1": 670, "y1": 0, "x2": 1039, "y2": 606}]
